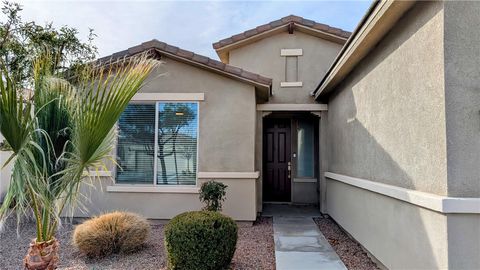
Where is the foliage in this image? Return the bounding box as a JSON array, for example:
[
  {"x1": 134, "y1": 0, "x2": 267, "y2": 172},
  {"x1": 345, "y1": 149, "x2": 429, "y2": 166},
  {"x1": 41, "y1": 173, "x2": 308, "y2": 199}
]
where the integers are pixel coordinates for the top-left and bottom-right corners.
[
  {"x1": 0, "y1": 53, "x2": 158, "y2": 244},
  {"x1": 0, "y1": 1, "x2": 97, "y2": 87},
  {"x1": 164, "y1": 211, "x2": 238, "y2": 270},
  {"x1": 199, "y1": 180, "x2": 227, "y2": 212},
  {"x1": 73, "y1": 211, "x2": 150, "y2": 257}
]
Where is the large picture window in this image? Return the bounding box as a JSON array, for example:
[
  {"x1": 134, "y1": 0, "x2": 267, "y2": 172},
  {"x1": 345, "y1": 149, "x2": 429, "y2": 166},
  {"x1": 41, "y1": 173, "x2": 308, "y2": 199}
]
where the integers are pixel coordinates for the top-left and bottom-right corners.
[{"x1": 116, "y1": 102, "x2": 198, "y2": 185}]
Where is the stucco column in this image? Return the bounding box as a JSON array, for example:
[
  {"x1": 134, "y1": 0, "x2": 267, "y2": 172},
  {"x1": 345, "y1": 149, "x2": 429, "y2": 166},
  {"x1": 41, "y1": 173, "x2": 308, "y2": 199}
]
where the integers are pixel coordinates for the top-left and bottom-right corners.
[{"x1": 318, "y1": 111, "x2": 328, "y2": 213}]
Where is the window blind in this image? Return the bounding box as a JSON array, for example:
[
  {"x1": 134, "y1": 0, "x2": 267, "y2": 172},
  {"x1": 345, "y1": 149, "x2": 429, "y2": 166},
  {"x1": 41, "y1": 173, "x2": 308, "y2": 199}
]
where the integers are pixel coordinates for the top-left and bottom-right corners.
[
  {"x1": 116, "y1": 102, "x2": 198, "y2": 185},
  {"x1": 116, "y1": 104, "x2": 156, "y2": 184},
  {"x1": 156, "y1": 102, "x2": 198, "y2": 185}
]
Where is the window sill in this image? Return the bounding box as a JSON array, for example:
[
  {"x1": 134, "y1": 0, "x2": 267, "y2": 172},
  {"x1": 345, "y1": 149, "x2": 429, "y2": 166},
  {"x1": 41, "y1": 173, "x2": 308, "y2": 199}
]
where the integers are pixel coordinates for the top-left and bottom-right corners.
[
  {"x1": 106, "y1": 185, "x2": 200, "y2": 194},
  {"x1": 280, "y1": 82, "x2": 303, "y2": 87}
]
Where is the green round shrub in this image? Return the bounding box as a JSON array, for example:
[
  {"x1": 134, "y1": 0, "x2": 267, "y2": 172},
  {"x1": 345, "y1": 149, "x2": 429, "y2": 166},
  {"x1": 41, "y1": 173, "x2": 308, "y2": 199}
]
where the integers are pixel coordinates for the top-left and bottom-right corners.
[{"x1": 165, "y1": 211, "x2": 238, "y2": 270}]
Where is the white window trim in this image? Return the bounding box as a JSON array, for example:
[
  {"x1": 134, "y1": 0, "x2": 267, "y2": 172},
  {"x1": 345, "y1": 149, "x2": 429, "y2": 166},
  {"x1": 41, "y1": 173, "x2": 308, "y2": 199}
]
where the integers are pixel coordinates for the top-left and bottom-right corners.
[
  {"x1": 280, "y1": 82, "x2": 303, "y2": 88},
  {"x1": 256, "y1": 104, "x2": 328, "y2": 111},
  {"x1": 113, "y1": 101, "x2": 200, "y2": 188},
  {"x1": 281, "y1": 49, "x2": 303, "y2": 56},
  {"x1": 132, "y1": 93, "x2": 204, "y2": 101},
  {"x1": 107, "y1": 185, "x2": 200, "y2": 193}
]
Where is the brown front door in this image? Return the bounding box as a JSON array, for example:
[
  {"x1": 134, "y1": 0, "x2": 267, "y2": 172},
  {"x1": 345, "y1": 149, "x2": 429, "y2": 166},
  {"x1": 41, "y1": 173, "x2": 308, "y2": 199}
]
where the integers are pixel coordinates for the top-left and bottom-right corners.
[{"x1": 263, "y1": 118, "x2": 291, "y2": 202}]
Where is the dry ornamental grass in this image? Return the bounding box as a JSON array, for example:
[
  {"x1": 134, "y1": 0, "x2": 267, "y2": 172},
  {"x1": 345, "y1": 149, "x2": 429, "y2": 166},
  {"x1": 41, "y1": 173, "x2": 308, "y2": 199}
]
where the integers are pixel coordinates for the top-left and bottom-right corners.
[{"x1": 73, "y1": 211, "x2": 150, "y2": 258}]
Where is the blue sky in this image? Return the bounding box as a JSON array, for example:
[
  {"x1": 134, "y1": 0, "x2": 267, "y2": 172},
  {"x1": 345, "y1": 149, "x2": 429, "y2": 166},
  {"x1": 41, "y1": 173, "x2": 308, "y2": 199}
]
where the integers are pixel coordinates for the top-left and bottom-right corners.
[{"x1": 15, "y1": 1, "x2": 372, "y2": 60}]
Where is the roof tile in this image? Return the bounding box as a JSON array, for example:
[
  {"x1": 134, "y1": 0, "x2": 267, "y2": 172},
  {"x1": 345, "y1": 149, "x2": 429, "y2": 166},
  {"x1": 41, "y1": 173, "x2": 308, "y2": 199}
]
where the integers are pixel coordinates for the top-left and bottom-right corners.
[
  {"x1": 269, "y1": 19, "x2": 284, "y2": 28},
  {"x1": 240, "y1": 70, "x2": 260, "y2": 81},
  {"x1": 213, "y1": 15, "x2": 351, "y2": 50},
  {"x1": 244, "y1": 29, "x2": 258, "y2": 37},
  {"x1": 97, "y1": 39, "x2": 272, "y2": 88},
  {"x1": 177, "y1": 49, "x2": 194, "y2": 59},
  {"x1": 207, "y1": 59, "x2": 226, "y2": 70},
  {"x1": 164, "y1": 44, "x2": 179, "y2": 54},
  {"x1": 232, "y1": 33, "x2": 245, "y2": 42},
  {"x1": 301, "y1": 19, "x2": 316, "y2": 27},
  {"x1": 224, "y1": 65, "x2": 242, "y2": 75},
  {"x1": 191, "y1": 54, "x2": 209, "y2": 64},
  {"x1": 256, "y1": 24, "x2": 272, "y2": 32},
  {"x1": 312, "y1": 23, "x2": 330, "y2": 32}
]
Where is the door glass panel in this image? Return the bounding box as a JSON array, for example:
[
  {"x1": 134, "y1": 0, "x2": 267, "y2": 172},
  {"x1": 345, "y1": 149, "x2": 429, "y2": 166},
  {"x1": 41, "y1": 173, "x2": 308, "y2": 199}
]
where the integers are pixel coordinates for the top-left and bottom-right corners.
[{"x1": 297, "y1": 119, "x2": 314, "y2": 178}]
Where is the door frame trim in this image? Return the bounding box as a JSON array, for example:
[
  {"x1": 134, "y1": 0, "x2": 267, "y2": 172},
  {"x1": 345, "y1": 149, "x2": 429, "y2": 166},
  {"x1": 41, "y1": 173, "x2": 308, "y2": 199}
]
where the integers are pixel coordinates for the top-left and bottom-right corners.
[{"x1": 262, "y1": 113, "x2": 320, "y2": 204}]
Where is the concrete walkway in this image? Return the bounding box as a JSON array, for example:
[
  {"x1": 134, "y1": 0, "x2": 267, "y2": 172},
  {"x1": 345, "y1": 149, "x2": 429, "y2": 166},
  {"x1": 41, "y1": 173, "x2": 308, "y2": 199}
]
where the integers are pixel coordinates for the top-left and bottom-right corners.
[{"x1": 264, "y1": 204, "x2": 346, "y2": 270}]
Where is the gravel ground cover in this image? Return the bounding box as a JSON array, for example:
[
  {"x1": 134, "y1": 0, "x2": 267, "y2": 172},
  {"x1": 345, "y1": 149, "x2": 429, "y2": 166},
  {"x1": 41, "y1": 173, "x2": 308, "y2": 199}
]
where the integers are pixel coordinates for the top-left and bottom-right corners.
[
  {"x1": 314, "y1": 215, "x2": 379, "y2": 270},
  {"x1": 0, "y1": 217, "x2": 275, "y2": 270}
]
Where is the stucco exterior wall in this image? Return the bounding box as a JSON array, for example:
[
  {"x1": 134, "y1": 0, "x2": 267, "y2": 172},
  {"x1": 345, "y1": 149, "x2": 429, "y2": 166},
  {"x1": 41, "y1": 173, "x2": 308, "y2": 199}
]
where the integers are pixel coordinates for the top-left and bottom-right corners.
[
  {"x1": 229, "y1": 31, "x2": 342, "y2": 104},
  {"x1": 237, "y1": 32, "x2": 340, "y2": 209},
  {"x1": 444, "y1": 1, "x2": 480, "y2": 197},
  {"x1": 327, "y1": 180, "x2": 449, "y2": 269},
  {"x1": 442, "y1": 3, "x2": 480, "y2": 267},
  {"x1": 325, "y1": 2, "x2": 480, "y2": 269},
  {"x1": 327, "y1": 1, "x2": 447, "y2": 195},
  {"x1": 73, "y1": 56, "x2": 259, "y2": 221},
  {"x1": 143, "y1": 58, "x2": 257, "y2": 172},
  {"x1": 75, "y1": 177, "x2": 257, "y2": 221}
]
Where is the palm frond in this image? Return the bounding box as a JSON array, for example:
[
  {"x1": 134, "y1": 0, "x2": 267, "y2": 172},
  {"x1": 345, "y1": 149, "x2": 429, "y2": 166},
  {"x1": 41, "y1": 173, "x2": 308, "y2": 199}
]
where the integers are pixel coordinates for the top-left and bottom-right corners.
[{"x1": 0, "y1": 52, "x2": 159, "y2": 242}]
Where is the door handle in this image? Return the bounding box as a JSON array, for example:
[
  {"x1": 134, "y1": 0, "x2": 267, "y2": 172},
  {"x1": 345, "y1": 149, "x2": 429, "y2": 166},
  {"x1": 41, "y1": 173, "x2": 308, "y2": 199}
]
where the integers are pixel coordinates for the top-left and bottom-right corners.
[{"x1": 287, "y1": 161, "x2": 291, "y2": 179}]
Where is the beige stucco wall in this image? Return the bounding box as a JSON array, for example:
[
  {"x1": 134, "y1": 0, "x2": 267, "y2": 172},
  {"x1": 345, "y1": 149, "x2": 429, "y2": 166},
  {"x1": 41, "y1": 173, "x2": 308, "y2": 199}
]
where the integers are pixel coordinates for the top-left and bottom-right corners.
[
  {"x1": 325, "y1": 2, "x2": 480, "y2": 269},
  {"x1": 229, "y1": 31, "x2": 343, "y2": 104},
  {"x1": 327, "y1": 180, "x2": 449, "y2": 269},
  {"x1": 234, "y1": 31, "x2": 342, "y2": 209},
  {"x1": 327, "y1": 1, "x2": 447, "y2": 195},
  {"x1": 141, "y1": 58, "x2": 257, "y2": 172},
  {"x1": 75, "y1": 177, "x2": 257, "y2": 221},
  {"x1": 73, "y1": 56, "x2": 259, "y2": 221},
  {"x1": 444, "y1": 1, "x2": 480, "y2": 197}
]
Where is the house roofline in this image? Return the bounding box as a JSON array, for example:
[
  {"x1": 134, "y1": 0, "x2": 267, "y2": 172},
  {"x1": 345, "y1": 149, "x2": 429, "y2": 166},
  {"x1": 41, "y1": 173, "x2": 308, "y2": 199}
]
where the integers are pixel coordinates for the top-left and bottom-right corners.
[
  {"x1": 212, "y1": 15, "x2": 351, "y2": 63},
  {"x1": 97, "y1": 39, "x2": 272, "y2": 100},
  {"x1": 313, "y1": 0, "x2": 416, "y2": 100}
]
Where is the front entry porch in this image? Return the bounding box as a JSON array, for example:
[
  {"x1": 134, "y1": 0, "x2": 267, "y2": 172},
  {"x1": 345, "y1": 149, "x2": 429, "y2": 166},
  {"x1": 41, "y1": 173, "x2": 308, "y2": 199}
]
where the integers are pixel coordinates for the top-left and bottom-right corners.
[{"x1": 262, "y1": 112, "x2": 320, "y2": 205}]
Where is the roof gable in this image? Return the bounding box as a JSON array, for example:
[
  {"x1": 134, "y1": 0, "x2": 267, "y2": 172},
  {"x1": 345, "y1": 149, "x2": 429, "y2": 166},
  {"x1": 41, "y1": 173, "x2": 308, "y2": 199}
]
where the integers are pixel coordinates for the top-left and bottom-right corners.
[
  {"x1": 97, "y1": 39, "x2": 272, "y2": 100},
  {"x1": 213, "y1": 15, "x2": 351, "y2": 63}
]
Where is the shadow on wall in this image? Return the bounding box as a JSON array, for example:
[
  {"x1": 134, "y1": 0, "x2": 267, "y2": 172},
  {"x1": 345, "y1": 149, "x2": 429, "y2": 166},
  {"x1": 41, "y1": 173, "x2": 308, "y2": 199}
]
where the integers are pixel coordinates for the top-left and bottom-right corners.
[
  {"x1": 327, "y1": 87, "x2": 445, "y2": 269},
  {"x1": 325, "y1": 2, "x2": 450, "y2": 268}
]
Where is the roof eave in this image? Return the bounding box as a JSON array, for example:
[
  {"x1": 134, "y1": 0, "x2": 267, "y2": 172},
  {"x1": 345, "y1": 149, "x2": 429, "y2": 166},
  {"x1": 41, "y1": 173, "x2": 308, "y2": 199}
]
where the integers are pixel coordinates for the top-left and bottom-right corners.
[
  {"x1": 155, "y1": 49, "x2": 271, "y2": 89},
  {"x1": 314, "y1": 0, "x2": 416, "y2": 100},
  {"x1": 213, "y1": 16, "x2": 351, "y2": 62},
  {"x1": 96, "y1": 40, "x2": 272, "y2": 101}
]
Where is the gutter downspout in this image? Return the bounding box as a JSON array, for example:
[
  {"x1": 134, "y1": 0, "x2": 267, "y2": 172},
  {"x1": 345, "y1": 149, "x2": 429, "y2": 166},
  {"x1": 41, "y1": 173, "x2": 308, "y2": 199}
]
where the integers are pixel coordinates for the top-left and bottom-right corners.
[{"x1": 311, "y1": 0, "x2": 381, "y2": 99}]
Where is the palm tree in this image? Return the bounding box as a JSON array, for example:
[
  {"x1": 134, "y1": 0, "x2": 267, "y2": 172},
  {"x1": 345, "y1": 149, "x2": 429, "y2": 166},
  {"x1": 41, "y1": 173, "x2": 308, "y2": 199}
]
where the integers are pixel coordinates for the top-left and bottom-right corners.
[{"x1": 0, "y1": 53, "x2": 158, "y2": 270}]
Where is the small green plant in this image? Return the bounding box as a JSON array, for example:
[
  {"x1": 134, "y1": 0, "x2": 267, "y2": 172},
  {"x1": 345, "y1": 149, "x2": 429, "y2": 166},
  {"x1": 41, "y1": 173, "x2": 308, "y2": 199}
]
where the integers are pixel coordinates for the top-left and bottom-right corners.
[
  {"x1": 199, "y1": 180, "x2": 227, "y2": 211},
  {"x1": 164, "y1": 211, "x2": 238, "y2": 270},
  {"x1": 73, "y1": 211, "x2": 150, "y2": 257}
]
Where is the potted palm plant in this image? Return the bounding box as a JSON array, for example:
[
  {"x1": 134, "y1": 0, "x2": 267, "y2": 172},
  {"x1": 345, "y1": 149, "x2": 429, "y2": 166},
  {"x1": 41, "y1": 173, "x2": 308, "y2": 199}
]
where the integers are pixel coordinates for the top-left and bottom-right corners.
[{"x1": 0, "y1": 53, "x2": 158, "y2": 269}]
